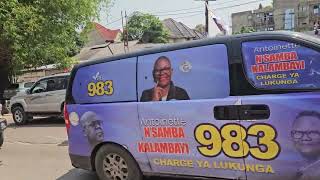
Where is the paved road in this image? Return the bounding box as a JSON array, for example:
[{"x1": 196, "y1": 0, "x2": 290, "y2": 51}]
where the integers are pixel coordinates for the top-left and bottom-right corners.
[{"x1": 0, "y1": 115, "x2": 199, "y2": 180}]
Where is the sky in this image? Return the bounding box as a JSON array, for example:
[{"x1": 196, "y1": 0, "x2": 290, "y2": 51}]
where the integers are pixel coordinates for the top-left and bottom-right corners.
[{"x1": 99, "y1": 0, "x2": 273, "y2": 31}]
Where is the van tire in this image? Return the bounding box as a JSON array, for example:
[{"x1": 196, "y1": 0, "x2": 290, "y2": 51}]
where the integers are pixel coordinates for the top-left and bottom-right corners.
[
  {"x1": 12, "y1": 106, "x2": 27, "y2": 125},
  {"x1": 95, "y1": 144, "x2": 142, "y2": 180}
]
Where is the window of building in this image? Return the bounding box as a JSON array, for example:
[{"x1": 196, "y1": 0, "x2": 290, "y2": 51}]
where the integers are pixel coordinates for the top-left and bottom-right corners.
[{"x1": 314, "y1": 5, "x2": 319, "y2": 14}]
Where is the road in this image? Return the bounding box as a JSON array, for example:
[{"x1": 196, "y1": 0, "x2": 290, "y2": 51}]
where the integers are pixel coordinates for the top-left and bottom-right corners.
[{"x1": 0, "y1": 115, "x2": 197, "y2": 180}]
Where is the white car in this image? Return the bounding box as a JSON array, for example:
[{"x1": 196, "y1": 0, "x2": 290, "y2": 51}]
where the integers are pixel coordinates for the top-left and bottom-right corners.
[{"x1": 10, "y1": 73, "x2": 70, "y2": 125}]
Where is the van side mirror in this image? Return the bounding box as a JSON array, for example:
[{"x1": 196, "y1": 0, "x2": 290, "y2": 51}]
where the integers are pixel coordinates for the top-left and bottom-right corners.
[{"x1": 26, "y1": 89, "x2": 31, "y2": 94}]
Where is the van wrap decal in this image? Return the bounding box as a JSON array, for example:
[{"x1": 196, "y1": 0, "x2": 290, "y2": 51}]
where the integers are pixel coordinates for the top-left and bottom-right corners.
[{"x1": 242, "y1": 40, "x2": 320, "y2": 89}]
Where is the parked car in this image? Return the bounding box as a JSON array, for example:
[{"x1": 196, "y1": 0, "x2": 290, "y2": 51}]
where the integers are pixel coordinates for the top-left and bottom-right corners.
[
  {"x1": 1, "y1": 81, "x2": 35, "y2": 115},
  {"x1": 3, "y1": 81, "x2": 35, "y2": 100},
  {"x1": 10, "y1": 73, "x2": 70, "y2": 125}
]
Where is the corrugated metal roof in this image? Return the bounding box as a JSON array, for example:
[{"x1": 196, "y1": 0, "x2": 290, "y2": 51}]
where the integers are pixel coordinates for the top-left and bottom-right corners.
[{"x1": 162, "y1": 18, "x2": 204, "y2": 39}]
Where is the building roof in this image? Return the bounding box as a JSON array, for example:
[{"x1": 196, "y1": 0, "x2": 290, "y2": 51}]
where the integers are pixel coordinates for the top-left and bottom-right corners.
[
  {"x1": 162, "y1": 18, "x2": 204, "y2": 40},
  {"x1": 94, "y1": 22, "x2": 121, "y2": 42},
  {"x1": 76, "y1": 40, "x2": 164, "y2": 62},
  {"x1": 85, "y1": 23, "x2": 121, "y2": 47}
]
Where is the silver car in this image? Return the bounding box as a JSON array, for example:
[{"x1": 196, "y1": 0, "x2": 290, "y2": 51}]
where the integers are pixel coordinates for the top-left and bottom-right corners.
[{"x1": 10, "y1": 73, "x2": 70, "y2": 125}]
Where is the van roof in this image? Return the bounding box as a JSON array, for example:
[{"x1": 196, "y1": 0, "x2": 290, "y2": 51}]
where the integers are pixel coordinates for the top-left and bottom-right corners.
[{"x1": 74, "y1": 31, "x2": 320, "y2": 70}]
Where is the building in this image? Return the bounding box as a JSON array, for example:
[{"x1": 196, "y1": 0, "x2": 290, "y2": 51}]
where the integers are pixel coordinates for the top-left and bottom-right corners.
[
  {"x1": 232, "y1": 11, "x2": 254, "y2": 34},
  {"x1": 162, "y1": 18, "x2": 204, "y2": 43},
  {"x1": 298, "y1": 0, "x2": 320, "y2": 32},
  {"x1": 253, "y1": 5, "x2": 275, "y2": 31},
  {"x1": 273, "y1": 0, "x2": 299, "y2": 31},
  {"x1": 231, "y1": 5, "x2": 274, "y2": 33},
  {"x1": 86, "y1": 22, "x2": 122, "y2": 46}
]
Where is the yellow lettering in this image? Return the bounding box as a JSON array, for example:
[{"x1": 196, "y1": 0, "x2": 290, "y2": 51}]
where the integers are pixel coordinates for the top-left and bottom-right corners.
[
  {"x1": 153, "y1": 159, "x2": 160, "y2": 165},
  {"x1": 203, "y1": 161, "x2": 211, "y2": 168},
  {"x1": 196, "y1": 160, "x2": 204, "y2": 168},
  {"x1": 266, "y1": 165, "x2": 275, "y2": 174},
  {"x1": 256, "y1": 164, "x2": 265, "y2": 173}
]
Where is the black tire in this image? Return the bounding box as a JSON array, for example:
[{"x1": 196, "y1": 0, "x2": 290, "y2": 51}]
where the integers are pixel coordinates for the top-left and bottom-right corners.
[
  {"x1": 95, "y1": 144, "x2": 143, "y2": 180},
  {"x1": 12, "y1": 106, "x2": 28, "y2": 125},
  {"x1": 0, "y1": 132, "x2": 3, "y2": 147}
]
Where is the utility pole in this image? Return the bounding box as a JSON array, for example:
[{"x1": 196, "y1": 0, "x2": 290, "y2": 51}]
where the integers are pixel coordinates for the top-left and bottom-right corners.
[
  {"x1": 125, "y1": 11, "x2": 129, "y2": 52},
  {"x1": 195, "y1": 0, "x2": 216, "y2": 35},
  {"x1": 205, "y1": 0, "x2": 209, "y2": 34}
]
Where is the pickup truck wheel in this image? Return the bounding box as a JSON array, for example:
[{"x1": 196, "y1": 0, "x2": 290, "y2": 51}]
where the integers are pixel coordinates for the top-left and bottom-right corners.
[
  {"x1": 12, "y1": 106, "x2": 27, "y2": 125},
  {"x1": 0, "y1": 132, "x2": 3, "y2": 147}
]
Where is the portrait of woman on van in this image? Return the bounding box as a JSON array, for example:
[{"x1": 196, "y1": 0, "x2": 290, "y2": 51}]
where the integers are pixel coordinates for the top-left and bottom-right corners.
[
  {"x1": 140, "y1": 56, "x2": 190, "y2": 102},
  {"x1": 291, "y1": 111, "x2": 320, "y2": 179}
]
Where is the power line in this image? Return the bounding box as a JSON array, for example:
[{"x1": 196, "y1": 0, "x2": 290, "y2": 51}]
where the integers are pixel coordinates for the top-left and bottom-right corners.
[
  {"x1": 213, "y1": 0, "x2": 270, "y2": 11},
  {"x1": 152, "y1": 6, "x2": 203, "y2": 14},
  {"x1": 104, "y1": 0, "x2": 272, "y2": 27},
  {"x1": 174, "y1": 12, "x2": 204, "y2": 20},
  {"x1": 155, "y1": 10, "x2": 203, "y2": 16},
  {"x1": 105, "y1": 17, "x2": 122, "y2": 25}
]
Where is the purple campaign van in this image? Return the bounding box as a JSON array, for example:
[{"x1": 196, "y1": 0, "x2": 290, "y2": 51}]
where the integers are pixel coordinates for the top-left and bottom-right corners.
[{"x1": 65, "y1": 31, "x2": 320, "y2": 180}]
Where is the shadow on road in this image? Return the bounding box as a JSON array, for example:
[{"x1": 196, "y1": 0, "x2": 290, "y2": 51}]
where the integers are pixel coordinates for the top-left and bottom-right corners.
[
  {"x1": 56, "y1": 168, "x2": 203, "y2": 180},
  {"x1": 56, "y1": 169, "x2": 98, "y2": 180}
]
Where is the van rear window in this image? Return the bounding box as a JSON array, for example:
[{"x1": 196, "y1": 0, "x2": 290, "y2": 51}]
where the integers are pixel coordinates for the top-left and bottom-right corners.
[
  {"x1": 72, "y1": 58, "x2": 137, "y2": 104},
  {"x1": 242, "y1": 40, "x2": 320, "y2": 90}
]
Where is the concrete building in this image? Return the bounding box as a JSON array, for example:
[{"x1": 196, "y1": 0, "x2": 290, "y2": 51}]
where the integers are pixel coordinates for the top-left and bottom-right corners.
[
  {"x1": 253, "y1": 6, "x2": 275, "y2": 31},
  {"x1": 298, "y1": 0, "x2": 320, "y2": 32},
  {"x1": 273, "y1": 0, "x2": 299, "y2": 30},
  {"x1": 231, "y1": 5, "x2": 274, "y2": 33},
  {"x1": 232, "y1": 11, "x2": 254, "y2": 34}
]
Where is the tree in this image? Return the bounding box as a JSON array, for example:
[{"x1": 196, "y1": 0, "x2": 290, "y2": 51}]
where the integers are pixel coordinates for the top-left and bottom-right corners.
[
  {"x1": 233, "y1": 26, "x2": 256, "y2": 34},
  {"x1": 0, "y1": 0, "x2": 110, "y2": 75},
  {"x1": 126, "y1": 12, "x2": 169, "y2": 43},
  {"x1": 194, "y1": 24, "x2": 205, "y2": 34}
]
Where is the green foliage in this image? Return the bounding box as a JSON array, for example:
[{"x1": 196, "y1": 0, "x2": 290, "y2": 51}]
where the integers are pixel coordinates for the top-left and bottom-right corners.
[
  {"x1": 233, "y1": 26, "x2": 256, "y2": 35},
  {"x1": 195, "y1": 24, "x2": 205, "y2": 34},
  {"x1": 126, "y1": 12, "x2": 169, "y2": 43},
  {"x1": 0, "y1": 0, "x2": 110, "y2": 74}
]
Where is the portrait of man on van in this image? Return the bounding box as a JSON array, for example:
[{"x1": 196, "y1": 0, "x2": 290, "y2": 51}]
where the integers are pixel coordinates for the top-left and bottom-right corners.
[
  {"x1": 140, "y1": 56, "x2": 190, "y2": 102},
  {"x1": 80, "y1": 111, "x2": 104, "y2": 146},
  {"x1": 291, "y1": 111, "x2": 320, "y2": 179}
]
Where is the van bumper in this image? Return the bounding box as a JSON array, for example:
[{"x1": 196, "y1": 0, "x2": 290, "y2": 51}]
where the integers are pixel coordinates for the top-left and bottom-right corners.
[{"x1": 69, "y1": 154, "x2": 93, "y2": 171}]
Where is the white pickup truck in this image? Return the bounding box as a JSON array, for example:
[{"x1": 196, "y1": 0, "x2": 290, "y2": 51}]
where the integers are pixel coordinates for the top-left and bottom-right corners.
[{"x1": 9, "y1": 73, "x2": 70, "y2": 125}]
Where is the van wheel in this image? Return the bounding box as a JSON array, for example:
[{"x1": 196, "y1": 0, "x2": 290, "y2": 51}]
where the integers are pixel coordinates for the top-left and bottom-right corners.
[
  {"x1": 0, "y1": 132, "x2": 3, "y2": 147},
  {"x1": 12, "y1": 106, "x2": 27, "y2": 125},
  {"x1": 95, "y1": 144, "x2": 142, "y2": 180}
]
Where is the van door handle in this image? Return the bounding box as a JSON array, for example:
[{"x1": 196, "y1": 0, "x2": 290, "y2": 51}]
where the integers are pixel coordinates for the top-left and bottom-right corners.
[
  {"x1": 239, "y1": 105, "x2": 270, "y2": 120},
  {"x1": 214, "y1": 105, "x2": 239, "y2": 120},
  {"x1": 214, "y1": 104, "x2": 270, "y2": 120}
]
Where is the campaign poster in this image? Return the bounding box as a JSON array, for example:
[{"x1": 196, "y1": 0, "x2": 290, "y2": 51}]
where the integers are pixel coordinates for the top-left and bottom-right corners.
[{"x1": 242, "y1": 40, "x2": 320, "y2": 90}]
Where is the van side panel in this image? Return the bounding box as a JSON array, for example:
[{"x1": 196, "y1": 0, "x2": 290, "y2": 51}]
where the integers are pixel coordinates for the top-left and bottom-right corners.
[
  {"x1": 67, "y1": 103, "x2": 150, "y2": 172},
  {"x1": 68, "y1": 57, "x2": 151, "y2": 172}
]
